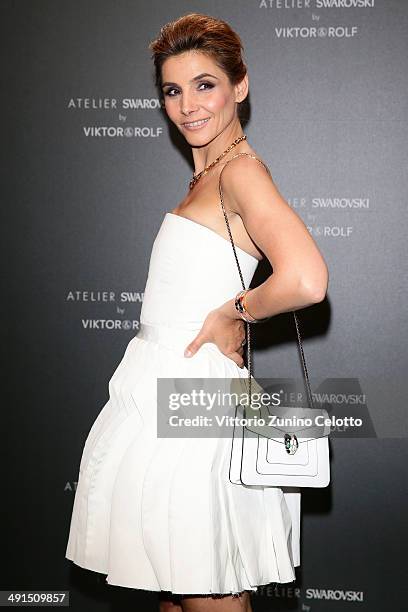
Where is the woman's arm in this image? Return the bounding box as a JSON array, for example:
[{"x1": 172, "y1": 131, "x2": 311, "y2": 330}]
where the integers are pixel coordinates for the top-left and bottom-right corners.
[
  {"x1": 183, "y1": 155, "x2": 329, "y2": 364},
  {"x1": 219, "y1": 155, "x2": 329, "y2": 321}
]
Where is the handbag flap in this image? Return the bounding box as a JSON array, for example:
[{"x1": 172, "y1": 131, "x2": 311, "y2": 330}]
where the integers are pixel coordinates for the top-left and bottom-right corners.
[{"x1": 230, "y1": 376, "x2": 331, "y2": 442}]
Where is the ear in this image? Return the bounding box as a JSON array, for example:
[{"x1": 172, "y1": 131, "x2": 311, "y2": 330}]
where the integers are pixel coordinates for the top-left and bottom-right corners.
[{"x1": 234, "y1": 73, "x2": 249, "y2": 104}]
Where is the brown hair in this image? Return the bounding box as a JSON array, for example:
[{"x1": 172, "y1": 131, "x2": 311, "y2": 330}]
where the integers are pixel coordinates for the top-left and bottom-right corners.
[{"x1": 148, "y1": 13, "x2": 249, "y2": 121}]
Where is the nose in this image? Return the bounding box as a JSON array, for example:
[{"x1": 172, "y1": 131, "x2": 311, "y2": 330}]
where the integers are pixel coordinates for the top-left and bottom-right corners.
[{"x1": 180, "y1": 91, "x2": 198, "y2": 116}]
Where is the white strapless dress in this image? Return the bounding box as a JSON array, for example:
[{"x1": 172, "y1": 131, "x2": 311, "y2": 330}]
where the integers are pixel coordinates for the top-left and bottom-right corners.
[{"x1": 65, "y1": 212, "x2": 301, "y2": 595}]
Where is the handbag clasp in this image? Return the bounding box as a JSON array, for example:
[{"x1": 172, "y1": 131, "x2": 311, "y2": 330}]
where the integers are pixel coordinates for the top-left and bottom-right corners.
[{"x1": 284, "y1": 433, "x2": 299, "y2": 454}]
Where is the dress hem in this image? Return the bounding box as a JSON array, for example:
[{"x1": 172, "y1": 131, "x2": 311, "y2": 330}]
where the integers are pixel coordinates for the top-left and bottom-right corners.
[{"x1": 66, "y1": 555, "x2": 298, "y2": 595}]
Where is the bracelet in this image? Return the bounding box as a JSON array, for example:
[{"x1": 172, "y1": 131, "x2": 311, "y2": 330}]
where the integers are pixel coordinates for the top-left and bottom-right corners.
[
  {"x1": 235, "y1": 290, "x2": 255, "y2": 323},
  {"x1": 234, "y1": 290, "x2": 260, "y2": 323}
]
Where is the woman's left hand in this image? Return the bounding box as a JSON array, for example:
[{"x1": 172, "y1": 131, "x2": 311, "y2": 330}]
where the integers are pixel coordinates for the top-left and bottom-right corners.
[{"x1": 183, "y1": 299, "x2": 246, "y2": 368}]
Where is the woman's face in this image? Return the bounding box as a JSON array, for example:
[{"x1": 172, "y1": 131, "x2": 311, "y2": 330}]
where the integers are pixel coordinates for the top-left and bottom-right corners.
[{"x1": 160, "y1": 50, "x2": 246, "y2": 145}]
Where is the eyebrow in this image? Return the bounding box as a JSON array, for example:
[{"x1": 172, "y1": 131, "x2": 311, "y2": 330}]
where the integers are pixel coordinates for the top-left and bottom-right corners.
[{"x1": 161, "y1": 73, "x2": 219, "y2": 89}]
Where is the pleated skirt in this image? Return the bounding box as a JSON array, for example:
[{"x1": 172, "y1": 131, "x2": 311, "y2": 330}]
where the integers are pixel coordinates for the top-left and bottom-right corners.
[{"x1": 65, "y1": 323, "x2": 300, "y2": 595}]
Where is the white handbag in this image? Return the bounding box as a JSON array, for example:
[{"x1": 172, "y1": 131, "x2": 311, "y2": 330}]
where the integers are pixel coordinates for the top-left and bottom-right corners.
[{"x1": 218, "y1": 153, "x2": 331, "y2": 488}]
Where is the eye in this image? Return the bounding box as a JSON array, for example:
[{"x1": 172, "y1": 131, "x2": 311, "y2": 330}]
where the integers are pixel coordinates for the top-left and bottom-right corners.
[
  {"x1": 197, "y1": 81, "x2": 214, "y2": 91},
  {"x1": 163, "y1": 87, "x2": 179, "y2": 97},
  {"x1": 163, "y1": 82, "x2": 215, "y2": 97}
]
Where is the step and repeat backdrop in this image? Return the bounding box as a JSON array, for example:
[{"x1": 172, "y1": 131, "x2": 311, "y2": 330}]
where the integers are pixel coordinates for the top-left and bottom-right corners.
[{"x1": 6, "y1": 1, "x2": 407, "y2": 611}]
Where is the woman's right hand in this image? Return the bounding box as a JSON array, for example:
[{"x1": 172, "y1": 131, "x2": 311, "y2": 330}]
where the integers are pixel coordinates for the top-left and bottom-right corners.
[{"x1": 183, "y1": 299, "x2": 247, "y2": 368}]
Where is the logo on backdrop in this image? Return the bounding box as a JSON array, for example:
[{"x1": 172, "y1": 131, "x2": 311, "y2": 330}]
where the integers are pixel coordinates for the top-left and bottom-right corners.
[
  {"x1": 287, "y1": 196, "x2": 371, "y2": 238},
  {"x1": 259, "y1": 0, "x2": 375, "y2": 39},
  {"x1": 65, "y1": 481, "x2": 78, "y2": 492},
  {"x1": 66, "y1": 289, "x2": 143, "y2": 331},
  {"x1": 255, "y1": 583, "x2": 364, "y2": 603},
  {"x1": 67, "y1": 97, "x2": 165, "y2": 138}
]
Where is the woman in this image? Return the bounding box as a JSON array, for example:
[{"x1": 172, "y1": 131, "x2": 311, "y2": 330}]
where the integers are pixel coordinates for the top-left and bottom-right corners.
[{"x1": 65, "y1": 12, "x2": 329, "y2": 612}]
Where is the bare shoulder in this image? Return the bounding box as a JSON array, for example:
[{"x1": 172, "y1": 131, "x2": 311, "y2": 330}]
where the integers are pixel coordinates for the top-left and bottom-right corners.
[
  {"x1": 216, "y1": 150, "x2": 328, "y2": 293},
  {"x1": 218, "y1": 149, "x2": 276, "y2": 215},
  {"x1": 220, "y1": 149, "x2": 272, "y2": 178}
]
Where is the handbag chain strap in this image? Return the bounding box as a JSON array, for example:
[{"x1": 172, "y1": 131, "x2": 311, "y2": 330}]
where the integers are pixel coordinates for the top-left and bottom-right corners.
[{"x1": 217, "y1": 152, "x2": 315, "y2": 410}]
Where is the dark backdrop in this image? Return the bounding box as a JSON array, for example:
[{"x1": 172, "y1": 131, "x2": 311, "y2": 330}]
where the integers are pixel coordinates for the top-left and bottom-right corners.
[{"x1": 4, "y1": 1, "x2": 408, "y2": 610}]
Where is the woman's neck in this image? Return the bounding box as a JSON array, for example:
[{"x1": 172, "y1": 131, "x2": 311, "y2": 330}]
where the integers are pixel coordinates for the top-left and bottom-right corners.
[{"x1": 191, "y1": 122, "x2": 245, "y2": 175}]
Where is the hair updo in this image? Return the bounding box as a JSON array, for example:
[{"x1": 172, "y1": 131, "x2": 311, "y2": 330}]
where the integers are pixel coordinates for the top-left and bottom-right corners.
[{"x1": 148, "y1": 13, "x2": 249, "y2": 122}]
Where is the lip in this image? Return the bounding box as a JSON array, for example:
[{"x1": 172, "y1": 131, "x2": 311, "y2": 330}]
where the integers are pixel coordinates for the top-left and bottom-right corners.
[{"x1": 181, "y1": 117, "x2": 211, "y2": 131}]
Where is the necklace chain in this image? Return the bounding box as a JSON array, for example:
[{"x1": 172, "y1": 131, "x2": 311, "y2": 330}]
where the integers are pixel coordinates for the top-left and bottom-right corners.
[{"x1": 188, "y1": 135, "x2": 247, "y2": 190}]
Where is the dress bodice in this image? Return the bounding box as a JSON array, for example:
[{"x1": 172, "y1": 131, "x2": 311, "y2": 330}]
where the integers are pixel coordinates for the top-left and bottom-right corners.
[{"x1": 140, "y1": 213, "x2": 259, "y2": 331}]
